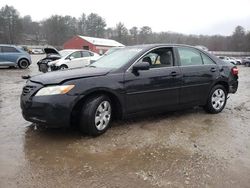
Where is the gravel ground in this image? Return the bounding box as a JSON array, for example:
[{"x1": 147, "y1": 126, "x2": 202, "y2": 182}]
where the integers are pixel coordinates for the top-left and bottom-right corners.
[{"x1": 0, "y1": 55, "x2": 250, "y2": 188}]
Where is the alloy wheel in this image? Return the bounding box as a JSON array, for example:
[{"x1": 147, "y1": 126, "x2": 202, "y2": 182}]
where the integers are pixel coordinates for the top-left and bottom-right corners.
[
  {"x1": 211, "y1": 89, "x2": 225, "y2": 110},
  {"x1": 94, "y1": 101, "x2": 111, "y2": 131}
]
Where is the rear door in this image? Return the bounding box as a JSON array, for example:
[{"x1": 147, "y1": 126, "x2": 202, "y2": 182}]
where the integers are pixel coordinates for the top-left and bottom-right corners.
[
  {"x1": 79, "y1": 51, "x2": 91, "y2": 66},
  {"x1": 0, "y1": 46, "x2": 20, "y2": 66},
  {"x1": 0, "y1": 46, "x2": 3, "y2": 64},
  {"x1": 176, "y1": 47, "x2": 219, "y2": 105},
  {"x1": 124, "y1": 47, "x2": 182, "y2": 114}
]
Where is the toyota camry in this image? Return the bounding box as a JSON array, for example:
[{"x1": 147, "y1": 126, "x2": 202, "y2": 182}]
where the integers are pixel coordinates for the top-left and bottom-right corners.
[{"x1": 21, "y1": 44, "x2": 238, "y2": 136}]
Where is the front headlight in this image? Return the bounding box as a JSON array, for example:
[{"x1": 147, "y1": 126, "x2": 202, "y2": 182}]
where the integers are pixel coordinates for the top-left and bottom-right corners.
[
  {"x1": 48, "y1": 61, "x2": 57, "y2": 66},
  {"x1": 35, "y1": 85, "x2": 75, "y2": 96}
]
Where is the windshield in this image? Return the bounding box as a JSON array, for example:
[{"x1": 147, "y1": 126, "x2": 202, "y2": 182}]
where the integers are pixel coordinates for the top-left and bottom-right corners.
[
  {"x1": 105, "y1": 47, "x2": 123, "y2": 55},
  {"x1": 59, "y1": 50, "x2": 75, "y2": 57},
  {"x1": 91, "y1": 47, "x2": 142, "y2": 69}
]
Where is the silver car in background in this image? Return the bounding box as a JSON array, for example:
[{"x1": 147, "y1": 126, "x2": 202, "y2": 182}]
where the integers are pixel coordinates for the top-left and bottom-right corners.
[{"x1": 0, "y1": 44, "x2": 32, "y2": 69}]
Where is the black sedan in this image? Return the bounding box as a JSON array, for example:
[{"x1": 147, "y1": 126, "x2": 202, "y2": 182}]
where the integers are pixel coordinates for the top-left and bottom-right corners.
[{"x1": 21, "y1": 44, "x2": 238, "y2": 136}]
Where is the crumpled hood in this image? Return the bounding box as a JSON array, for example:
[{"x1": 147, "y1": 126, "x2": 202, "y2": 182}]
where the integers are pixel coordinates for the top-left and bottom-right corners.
[{"x1": 30, "y1": 67, "x2": 111, "y2": 85}]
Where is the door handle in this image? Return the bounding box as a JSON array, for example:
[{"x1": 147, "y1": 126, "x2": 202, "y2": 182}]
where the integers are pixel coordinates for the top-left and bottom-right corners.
[
  {"x1": 170, "y1": 71, "x2": 178, "y2": 77},
  {"x1": 210, "y1": 67, "x2": 216, "y2": 72}
]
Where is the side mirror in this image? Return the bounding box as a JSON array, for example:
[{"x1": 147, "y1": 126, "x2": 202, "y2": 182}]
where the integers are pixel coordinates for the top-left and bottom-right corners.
[
  {"x1": 67, "y1": 56, "x2": 74, "y2": 60},
  {"x1": 132, "y1": 61, "x2": 150, "y2": 72}
]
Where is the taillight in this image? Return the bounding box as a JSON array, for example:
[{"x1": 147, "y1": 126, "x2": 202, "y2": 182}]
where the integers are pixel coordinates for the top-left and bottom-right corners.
[{"x1": 231, "y1": 67, "x2": 238, "y2": 76}]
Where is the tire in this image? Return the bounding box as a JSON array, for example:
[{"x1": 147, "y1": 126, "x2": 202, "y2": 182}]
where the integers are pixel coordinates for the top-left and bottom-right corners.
[
  {"x1": 18, "y1": 59, "x2": 29, "y2": 69},
  {"x1": 60, "y1": 64, "x2": 68, "y2": 70},
  {"x1": 246, "y1": 62, "x2": 250, "y2": 67},
  {"x1": 79, "y1": 95, "x2": 112, "y2": 136},
  {"x1": 204, "y1": 85, "x2": 227, "y2": 114}
]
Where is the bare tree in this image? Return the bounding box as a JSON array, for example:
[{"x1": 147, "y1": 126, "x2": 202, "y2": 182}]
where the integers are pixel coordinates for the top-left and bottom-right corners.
[{"x1": 0, "y1": 5, "x2": 22, "y2": 44}]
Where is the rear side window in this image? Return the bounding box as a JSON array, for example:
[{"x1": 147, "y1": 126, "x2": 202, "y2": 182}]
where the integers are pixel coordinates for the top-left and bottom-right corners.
[
  {"x1": 1, "y1": 46, "x2": 19, "y2": 53},
  {"x1": 82, "y1": 51, "x2": 90, "y2": 57},
  {"x1": 201, "y1": 53, "x2": 215, "y2": 64},
  {"x1": 177, "y1": 47, "x2": 203, "y2": 66}
]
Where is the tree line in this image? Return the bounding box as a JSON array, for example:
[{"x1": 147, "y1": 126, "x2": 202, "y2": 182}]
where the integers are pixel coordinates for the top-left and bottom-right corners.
[{"x1": 0, "y1": 5, "x2": 250, "y2": 51}]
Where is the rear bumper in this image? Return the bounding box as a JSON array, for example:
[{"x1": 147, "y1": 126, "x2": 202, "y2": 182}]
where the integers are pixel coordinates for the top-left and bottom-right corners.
[
  {"x1": 21, "y1": 94, "x2": 78, "y2": 128},
  {"x1": 229, "y1": 80, "x2": 238, "y2": 94}
]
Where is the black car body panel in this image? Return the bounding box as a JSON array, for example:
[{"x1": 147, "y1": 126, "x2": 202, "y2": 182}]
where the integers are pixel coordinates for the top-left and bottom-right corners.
[
  {"x1": 30, "y1": 67, "x2": 112, "y2": 85},
  {"x1": 21, "y1": 44, "x2": 239, "y2": 128}
]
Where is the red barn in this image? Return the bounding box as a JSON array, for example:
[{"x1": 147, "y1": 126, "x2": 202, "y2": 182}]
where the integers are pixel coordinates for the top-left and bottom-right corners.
[{"x1": 63, "y1": 35, "x2": 124, "y2": 54}]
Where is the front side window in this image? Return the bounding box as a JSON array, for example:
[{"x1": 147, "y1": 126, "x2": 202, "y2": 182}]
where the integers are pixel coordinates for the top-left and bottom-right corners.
[
  {"x1": 177, "y1": 47, "x2": 202, "y2": 66},
  {"x1": 1, "y1": 46, "x2": 19, "y2": 53},
  {"x1": 69, "y1": 51, "x2": 81, "y2": 59},
  {"x1": 139, "y1": 48, "x2": 173, "y2": 68}
]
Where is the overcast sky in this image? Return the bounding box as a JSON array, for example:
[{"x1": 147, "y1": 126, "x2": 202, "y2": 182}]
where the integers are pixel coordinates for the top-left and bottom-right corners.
[{"x1": 1, "y1": 0, "x2": 250, "y2": 35}]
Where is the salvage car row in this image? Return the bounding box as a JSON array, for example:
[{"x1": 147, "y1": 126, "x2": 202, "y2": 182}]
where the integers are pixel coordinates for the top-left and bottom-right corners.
[{"x1": 218, "y1": 55, "x2": 250, "y2": 66}]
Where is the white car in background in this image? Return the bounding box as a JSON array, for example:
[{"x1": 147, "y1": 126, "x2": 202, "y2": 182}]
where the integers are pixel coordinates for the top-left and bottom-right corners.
[
  {"x1": 218, "y1": 56, "x2": 237, "y2": 65},
  {"x1": 230, "y1": 57, "x2": 242, "y2": 65},
  {"x1": 48, "y1": 49, "x2": 100, "y2": 71}
]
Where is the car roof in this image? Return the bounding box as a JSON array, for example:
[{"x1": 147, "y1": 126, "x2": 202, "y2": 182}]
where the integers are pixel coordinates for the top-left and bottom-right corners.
[
  {"x1": 124, "y1": 43, "x2": 207, "y2": 51},
  {"x1": 0, "y1": 44, "x2": 18, "y2": 47},
  {"x1": 60, "y1": 49, "x2": 93, "y2": 52}
]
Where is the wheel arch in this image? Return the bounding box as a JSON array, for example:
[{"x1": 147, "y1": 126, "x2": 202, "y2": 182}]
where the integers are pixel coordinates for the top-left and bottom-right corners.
[
  {"x1": 70, "y1": 89, "x2": 124, "y2": 126},
  {"x1": 213, "y1": 81, "x2": 229, "y2": 93},
  {"x1": 17, "y1": 57, "x2": 30, "y2": 65}
]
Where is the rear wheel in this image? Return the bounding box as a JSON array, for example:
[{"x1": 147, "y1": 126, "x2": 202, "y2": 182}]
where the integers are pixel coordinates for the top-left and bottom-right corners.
[
  {"x1": 18, "y1": 59, "x2": 29, "y2": 69},
  {"x1": 204, "y1": 85, "x2": 227, "y2": 114},
  {"x1": 79, "y1": 95, "x2": 112, "y2": 136}
]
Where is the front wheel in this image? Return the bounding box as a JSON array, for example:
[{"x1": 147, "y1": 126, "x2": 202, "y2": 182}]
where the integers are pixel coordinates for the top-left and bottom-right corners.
[
  {"x1": 79, "y1": 95, "x2": 112, "y2": 136},
  {"x1": 204, "y1": 85, "x2": 227, "y2": 114},
  {"x1": 60, "y1": 64, "x2": 68, "y2": 70}
]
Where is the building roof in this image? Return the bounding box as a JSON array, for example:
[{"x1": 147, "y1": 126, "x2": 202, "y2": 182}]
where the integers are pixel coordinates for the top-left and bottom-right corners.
[{"x1": 78, "y1": 35, "x2": 124, "y2": 47}]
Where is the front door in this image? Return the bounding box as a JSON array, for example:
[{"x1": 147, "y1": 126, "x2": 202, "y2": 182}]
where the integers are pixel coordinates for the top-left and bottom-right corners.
[
  {"x1": 124, "y1": 47, "x2": 182, "y2": 114},
  {"x1": 67, "y1": 51, "x2": 84, "y2": 68}
]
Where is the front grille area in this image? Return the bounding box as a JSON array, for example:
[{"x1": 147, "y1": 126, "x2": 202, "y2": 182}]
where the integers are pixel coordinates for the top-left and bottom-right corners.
[
  {"x1": 22, "y1": 85, "x2": 36, "y2": 96},
  {"x1": 50, "y1": 65, "x2": 60, "y2": 71},
  {"x1": 39, "y1": 63, "x2": 48, "y2": 73}
]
